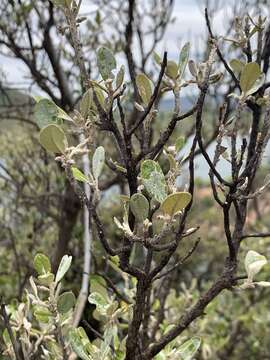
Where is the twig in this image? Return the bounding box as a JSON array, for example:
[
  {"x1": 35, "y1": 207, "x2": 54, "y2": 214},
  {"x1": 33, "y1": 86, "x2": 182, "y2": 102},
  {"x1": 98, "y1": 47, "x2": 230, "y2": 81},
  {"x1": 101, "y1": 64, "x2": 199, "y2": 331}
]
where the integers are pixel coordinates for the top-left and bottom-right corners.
[
  {"x1": 0, "y1": 302, "x2": 25, "y2": 360},
  {"x1": 153, "y1": 238, "x2": 200, "y2": 281}
]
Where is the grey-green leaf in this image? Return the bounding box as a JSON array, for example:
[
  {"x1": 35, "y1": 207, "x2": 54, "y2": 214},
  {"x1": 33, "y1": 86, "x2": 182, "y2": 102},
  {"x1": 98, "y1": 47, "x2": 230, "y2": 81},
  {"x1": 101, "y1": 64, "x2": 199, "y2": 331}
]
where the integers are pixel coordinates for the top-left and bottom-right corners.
[
  {"x1": 140, "y1": 160, "x2": 167, "y2": 203},
  {"x1": 240, "y1": 62, "x2": 261, "y2": 94},
  {"x1": 72, "y1": 167, "x2": 89, "y2": 183},
  {"x1": 229, "y1": 59, "x2": 245, "y2": 75},
  {"x1": 246, "y1": 73, "x2": 265, "y2": 96},
  {"x1": 130, "y1": 193, "x2": 149, "y2": 221},
  {"x1": 166, "y1": 61, "x2": 179, "y2": 79},
  {"x1": 116, "y1": 65, "x2": 125, "y2": 88},
  {"x1": 55, "y1": 255, "x2": 72, "y2": 284},
  {"x1": 34, "y1": 99, "x2": 58, "y2": 128},
  {"x1": 178, "y1": 42, "x2": 190, "y2": 80},
  {"x1": 188, "y1": 60, "x2": 197, "y2": 77},
  {"x1": 69, "y1": 327, "x2": 94, "y2": 360},
  {"x1": 177, "y1": 337, "x2": 201, "y2": 360},
  {"x1": 88, "y1": 292, "x2": 109, "y2": 316},
  {"x1": 92, "y1": 146, "x2": 105, "y2": 180},
  {"x1": 97, "y1": 46, "x2": 117, "y2": 80},
  {"x1": 245, "y1": 250, "x2": 267, "y2": 281},
  {"x1": 39, "y1": 124, "x2": 68, "y2": 153},
  {"x1": 34, "y1": 98, "x2": 73, "y2": 128},
  {"x1": 57, "y1": 291, "x2": 76, "y2": 313},
  {"x1": 34, "y1": 306, "x2": 53, "y2": 323},
  {"x1": 80, "y1": 89, "x2": 93, "y2": 118},
  {"x1": 175, "y1": 136, "x2": 186, "y2": 152},
  {"x1": 136, "y1": 73, "x2": 152, "y2": 105},
  {"x1": 161, "y1": 192, "x2": 192, "y2": 216},
  {"x1": 141, "y1": 159, "x2": 163, "y2": 179},
  {"x1": 153, "y1": 52, "x2": 162, "y2": 65},
  {"x1": 34, "y1": 253, "x2": 51, "y2": 275},
  {"x1": 37, "y1": 273, "x2": 54, "y2": 286}
]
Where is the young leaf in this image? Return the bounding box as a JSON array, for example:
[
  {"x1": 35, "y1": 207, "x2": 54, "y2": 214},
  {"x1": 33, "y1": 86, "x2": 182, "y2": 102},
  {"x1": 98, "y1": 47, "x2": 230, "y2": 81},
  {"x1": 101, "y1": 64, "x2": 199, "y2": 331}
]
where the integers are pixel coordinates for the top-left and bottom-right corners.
[
  {"x1": 136, "y1": 73, "x2": 152, "y2": 105},
  {"x1": 88, "y1": 292, "x2": 110, "y2": 316},
  {"x1": 34, "y1": 253, "x2": 51, "y2": 275},
  {"x1": 167, "y1": 153, "x2": 177, "y2": 170},
  {"x1": 55, "y1": 255, "x2": 72, "y2": 284},
  {"x1": 92, "y1": 146, "x2": 105, "y2": 180},
  {"x1": 116, "y1": 65, "x2": 125, "y2": 88},
  {"x1": 72, "y1": 167, "x2": 89, "y2": 183},
  {"x1": 245, "y1": 250, "x2": 267, "y2": 281},
  {"x1": 38, "y1": 272, "x2": 54, "y2": 286},
  {"x1": 165, "y1": 60, "x2": 179, "y2": 79},
  {"x1": 69, "y1": 327, "x2": 94, "y2": 360},
  {"x1": 57, "y1": 291, "x2": 76, "y2": 313},
  {"x1": 175, "y1": 136, "x2": 186, "y2": 152},
  {"x1": 90, "y1": 274, "x2": 109, "y2": 300},
  {"x1": 34, "y1": 306, "x2": 53, "y2": 323},
  {"x1": 154, "y1": 52, "x2": 162, "y2": 65},
  {"x1": 188, "y1": 60, "x2": 197, "y2": 77},
  {"x1": 176, "y1": 337, "x2": 201, "y2": 360},
  {"x1": 229, "y1": 59, "x2": 245, "y2": 74},
  {"x1": 161, "y1": 192, "x2": 192, "y2": 216},
  {"x1": 240, "y1": 62, "x2": 261, "y2": 94},
  {"x1": 80, "y1": 89, "x2": 93, "y2": 118},
  {"x1": 178, "y1": 42, "x2": 190, "y2": 80},
  {"x1": 39, "y1": 124, "x2": 67, "y2": 153},
  {"x1": 97, "y1": 46, "x2": 117, "y2": 80},
  {"x1": 130, "y1": 193, "x2": 149, "y2": 221}
]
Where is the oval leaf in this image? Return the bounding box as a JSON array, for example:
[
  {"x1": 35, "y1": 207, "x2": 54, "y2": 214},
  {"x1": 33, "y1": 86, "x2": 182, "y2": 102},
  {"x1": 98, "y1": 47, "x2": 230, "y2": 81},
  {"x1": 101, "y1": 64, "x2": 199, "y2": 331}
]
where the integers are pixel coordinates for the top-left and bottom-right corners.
[
  {"x1": 34, "y1": 253, "x2": 51, "y2": 275},
  {"x1": 140, "y1": 160, "x2": 167, "y2": 203},
  {"x1": 57, "y1": 291, "x2": 76, "y2": 313},
  {"x1": 116, "y1": 65, "x2": 125, "y2": 88},
  {"x1": 245, "y1": 250, "x2": 267, "y2": 281},
  {"x1": 92, "y1": 146, "x2": 105, "y2": 180},
  {"x1": 69, "y1": 327, "x2": 93, "y2": 360},
  {"x1": 72, "y1": 167, "x2": 89, "y2": 183},
  {"x1": 38, "y1": 272, "x2": 54, "y2": 286},
  {"x1": 188, "y1": 60, "x2": 197, "y2": 77},
  {"x1": 88, "y1": 292, "x2": 109, "y2": 316},
  {"x1": 34, "y1": 98, "x2": 58, "y2": 128},
  {"x1": 141, "y1": 159, "x2": 163, "y2": 179},
  {"x1": 136, "y1": 73, "x2": 152, "y2": 105},
  {"x1": 229, "y1": 59, "x2": 245, "y2": 75},
  {"x1": 161, "y1": 192, "x2": 192, "y2": 216},
  {"x1": 246, "y1": 73, "x2": 265, "y2": 96},
  {"x1": 240, "y1": 62, "x2": 261, "y2": 94},
  {"x1": 80, "y1": 89, "x2": 93, "y2": 118},
  {"x1": 175, "y1": 136, "x2": 186, "y2": 152},
  {"x1": 177, "y1": 337, "x2": 201, "y2": 360},
  {"x1": 166, "y1": 61, "x2": 178, "y2": 79},
  {"x1": 90, "y1": 274, "x2": 108, "y2": 300},
  {"x1": 97, "y1": 46, "x2": 116, "y2": 80},
  {"x1": 34, "y1": 306, "x2": 53, "y2": 323},
  {"x1": 39, "y1": 124, "x2": 67, "y2": 153},
  {"x1": 55, "y1": 255, "x2": 72, "y2": 284},
  {"x1": 178, "y1": 42, "x2": 190, "y2": 80},
  {"x1": 130, "y1": 193, "x2": 149, "y2": 221}
]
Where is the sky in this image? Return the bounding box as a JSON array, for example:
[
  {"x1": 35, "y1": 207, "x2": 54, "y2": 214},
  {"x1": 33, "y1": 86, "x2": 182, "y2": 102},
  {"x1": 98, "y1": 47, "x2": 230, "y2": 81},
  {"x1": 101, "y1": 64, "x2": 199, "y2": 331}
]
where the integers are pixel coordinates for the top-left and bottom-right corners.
[{"x1": 0, "y1": 0, "x2": 226, "y2": 87}]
